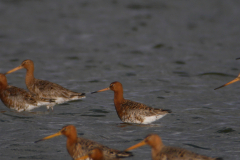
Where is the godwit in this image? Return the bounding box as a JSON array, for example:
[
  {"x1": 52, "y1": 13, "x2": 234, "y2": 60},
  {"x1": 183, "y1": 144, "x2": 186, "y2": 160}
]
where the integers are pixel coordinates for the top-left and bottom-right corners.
[
  {"x1": 6, "y1": 59, "x2": 85, "y2": 110},
  {"x1": 91, "y1": 81, "x2": 171, "y2": 124},
  {"x1": 125, "y1": 134, "x2": 223, "y2": 160},
  {"x1": 0, "y1": 73, "x2": 54, "y2": 112},
  {"x1": 35, "y1": 125, "x2": 133, "y2": 160}
]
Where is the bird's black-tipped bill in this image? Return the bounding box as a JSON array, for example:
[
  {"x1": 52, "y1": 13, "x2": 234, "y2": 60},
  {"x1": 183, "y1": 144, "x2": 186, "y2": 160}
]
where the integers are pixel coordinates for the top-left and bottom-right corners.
[{"x1": 214, "y1": 78, "x2": 240, "y2": 90}]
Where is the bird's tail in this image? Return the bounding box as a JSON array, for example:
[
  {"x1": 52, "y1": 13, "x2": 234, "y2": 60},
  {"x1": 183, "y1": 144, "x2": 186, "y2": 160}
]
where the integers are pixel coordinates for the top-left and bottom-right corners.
[
  {"x1": 116, "y1": 151, "x2": 133, "y2": 158},
  {"x1": 70, "y1": 93, "x2": 86, "y2": 99},
  {"x1": 41, "y1": 97, "x2": 56, "y2": 103},
  {"x1": 77, "y1": 93, "x2": 86, "y2": 98},
  {"x1": 161, "y1": 109, "x2": 172, "y2": 113}
]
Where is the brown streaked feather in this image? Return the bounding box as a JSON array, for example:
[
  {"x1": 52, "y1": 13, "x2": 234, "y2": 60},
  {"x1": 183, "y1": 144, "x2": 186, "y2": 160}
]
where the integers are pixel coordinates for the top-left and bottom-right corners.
[
  {"x1": 72, "y1": 137, "x2": 132, "y2": 160},
  {"x1": 118, "y1": 99, "x2": 171, "y2": 123},
  {"x1": 35, "y1": 125, "x2": 133, "y2": 160},
  {"x1": 76, "y1": 147, "x2": 131, "y2": 160},
  {"x1": 121, "y1": 99, "x2": 171, "y2": 116},
  {"x1": 29, "y1": 79, "x2": 85, "y2": 99},
  {"x1": 92, "y1": 81, "x2": 171, "y2": 124},
  {"x1": 5, "y1": 59, "x2": 85, "y2": 109},
  {"x1": 125, "y1": 134, "x2": 223, "y2": 160},
  {"x1": 1, "y1": 86, "x2": 37, "y2": 109},
  {"x1": 156, "y1": 146, "x2": 220, "y2": 160},
  {"x1": 0, "y1": 86, "x2": 54, "y2": 111}
]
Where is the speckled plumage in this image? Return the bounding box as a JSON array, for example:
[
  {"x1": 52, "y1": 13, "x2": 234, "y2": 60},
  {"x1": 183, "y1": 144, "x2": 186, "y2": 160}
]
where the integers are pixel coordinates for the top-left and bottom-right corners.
[
  {"x1": 71, "y1": 137, "x2": 131, "y2": 160},
  {"x1": 28, "y1": 78, "x2": 85, "y2": 104},
  {"x1": 76, "y1": 148, "x2": 105, "y2": 160},
  {"x1": 92, "y1": 81, "x2": 171, "y2": 124},
  {"x1": 126, "y1": 134, "x2": 223, "y2": 160},
  {"x1": 152, "y1": 146, "x2": 222, "y2": 160},
  {"x1": 35, "y1": 125, "x2": 133, "y2": 160},
  {"x1": 119, "y1": 99, "x2": 171, "y2": 124},
  {"x1": 6, "y1": 59, "x2": 85, "y2": 110},
  {"x1": 0, "y1": 74, "x2": 54, "y2": 112}
]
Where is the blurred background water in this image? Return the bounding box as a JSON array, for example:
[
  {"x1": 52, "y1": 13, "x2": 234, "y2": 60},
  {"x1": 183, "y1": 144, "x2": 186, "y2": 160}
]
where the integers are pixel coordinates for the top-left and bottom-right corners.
[{"x1": 0, "y1": 0, "x2": 240, "y2": 160}]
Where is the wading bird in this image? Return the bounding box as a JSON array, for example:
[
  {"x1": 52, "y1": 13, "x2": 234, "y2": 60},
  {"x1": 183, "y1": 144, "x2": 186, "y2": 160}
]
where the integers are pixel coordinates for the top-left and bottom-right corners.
[
  {"x1": 35, "y1": 125, "x2": 133, "y2": 160},
  {"x1": 6, "y1": 59, "x2": 85, "y2": 110},
  {"x1": 0, "y1": 73, "x2": 54, "y2": 111},
  {"x1": 91, "y1": 81, "x2": 171, "y2": 124},
  {"x1": 125, "y1": 134, "x2": 223, "y2": 160}
]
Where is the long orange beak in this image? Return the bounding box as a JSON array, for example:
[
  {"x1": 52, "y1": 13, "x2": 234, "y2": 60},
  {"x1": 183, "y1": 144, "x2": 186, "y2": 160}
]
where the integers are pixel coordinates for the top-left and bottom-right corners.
[
  {"x1": 34, "y1": 131, "x2": 62, "y2": 143},
  {"x1": 75, "y1": 155, "x2": 90, "y2": 160},
  {"x1": 125, "y1": 140, "x2": 147, "y2": 151},
  {"x1": 91, "y1": 87, "x2": 110, "y2": 94},
  {"x1": 214, "y1": 76, "x2": 240, "y2": 90},
  {"x1": 5, "y1": 65, "x2": 24, "y2": 75}
]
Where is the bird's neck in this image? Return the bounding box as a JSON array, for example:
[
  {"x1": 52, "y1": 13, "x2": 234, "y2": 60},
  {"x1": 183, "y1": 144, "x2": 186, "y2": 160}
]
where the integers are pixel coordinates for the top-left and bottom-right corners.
[
  {"x1": 66, "y1": 135, "x2": 78, "y2": 157},
  {"x1": 151, "y1": 145, "x2": 164, "y2": 160},
  {"x1": 0, "y1": 80, "x2": 8, "y2": 91},
  {"x1": 25, "y1": 67, "x2": 35, "y2": 87},
  {"x1": 114, "y1": 90, "x2": 124, "y2": 110}
]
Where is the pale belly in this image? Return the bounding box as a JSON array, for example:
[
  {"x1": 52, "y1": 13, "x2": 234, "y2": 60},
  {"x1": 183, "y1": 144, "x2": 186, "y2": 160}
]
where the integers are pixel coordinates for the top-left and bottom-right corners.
[
  {"x1": 122, "y1": 114, "x2": 166, "y2": 124},
  {"x1": 54, "y1": 96, "x2": 85, "y2": 104}
]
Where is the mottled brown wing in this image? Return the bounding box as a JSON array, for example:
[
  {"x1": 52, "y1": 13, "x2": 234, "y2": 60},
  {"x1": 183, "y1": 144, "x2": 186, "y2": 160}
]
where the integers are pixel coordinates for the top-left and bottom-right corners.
[
  {"x1": 72, "y1": 137, "x2": 132, "y2": 160},
  {"x1": 122, "y1": 99, "x2": 171, "y2": 116},
  {"x1": 30, "y1": 79, "x2": 80, "y2": 98},
  {"x1": 157, "y1": 146, "x2": 216, "y2": 160},
  {"x1": 0, "y1": 86, "x2": 38, "y2": 109}
]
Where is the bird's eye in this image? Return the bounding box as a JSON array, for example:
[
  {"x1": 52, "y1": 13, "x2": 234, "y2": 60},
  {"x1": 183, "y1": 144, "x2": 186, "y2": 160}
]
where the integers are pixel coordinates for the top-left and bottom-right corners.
[{"x1": 145, "y1": 136, "x2": 151, "y2": 142}]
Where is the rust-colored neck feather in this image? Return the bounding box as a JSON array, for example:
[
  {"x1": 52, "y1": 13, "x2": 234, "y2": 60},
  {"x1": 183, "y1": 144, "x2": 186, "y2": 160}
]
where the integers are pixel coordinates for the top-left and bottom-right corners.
[
  {"x1": 149, "y1": 135, "x2": 164, "y2": 159},
  {"x1": 113, "y1": 87, "x2": 124, "y2": 114},
  {"x1": 25, "y1": 64, "x2": 35, "y2": 87},
  {"x1": 65, "y1": 129, "x2": 78, "y2": 157},
  {"x1": 0, "y1": 74, "x2": 8, "y2": 90}
]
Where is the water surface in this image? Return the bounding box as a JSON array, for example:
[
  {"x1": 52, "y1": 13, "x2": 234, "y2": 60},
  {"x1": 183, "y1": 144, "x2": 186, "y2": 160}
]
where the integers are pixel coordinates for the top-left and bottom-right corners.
[{"x1": 0, "y1": 1, "x2": 240, "y2": 160}]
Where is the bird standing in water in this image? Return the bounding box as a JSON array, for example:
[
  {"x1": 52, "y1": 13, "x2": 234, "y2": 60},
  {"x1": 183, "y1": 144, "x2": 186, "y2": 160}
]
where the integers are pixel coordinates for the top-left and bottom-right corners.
[
  {"x1": 92, "y1": 81, "x2": 171, "y2": 124},
  {"x1": 0, "y1": 73, "x2": 54, "y2": 112},
  {"x1": 35, "y1": 125, "x2": 133, "y2": 160},
  {"x1": 125, "y1": 134, "x2": 223, "y2": 160},
  {"x1": 5, "y1": 59, "x2": 85, "y2": 110}
]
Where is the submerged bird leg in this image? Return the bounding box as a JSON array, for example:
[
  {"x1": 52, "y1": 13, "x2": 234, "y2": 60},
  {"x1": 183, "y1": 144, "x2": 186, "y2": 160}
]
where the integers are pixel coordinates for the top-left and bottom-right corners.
[{"x1": 46, "y1": 105, "x2": 54, "y2": 111}]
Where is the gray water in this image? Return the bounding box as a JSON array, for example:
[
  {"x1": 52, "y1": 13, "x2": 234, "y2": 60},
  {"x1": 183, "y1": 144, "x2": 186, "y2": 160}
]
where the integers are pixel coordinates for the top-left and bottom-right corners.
[{"x1": 0, "y1": 0, "x2": 240, "y2": 160}]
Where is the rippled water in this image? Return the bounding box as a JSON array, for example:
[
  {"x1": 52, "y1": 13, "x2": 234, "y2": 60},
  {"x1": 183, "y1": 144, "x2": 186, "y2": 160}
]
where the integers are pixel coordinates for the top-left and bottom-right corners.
[{"x1": 0, "y1": 0, "x2": 240, "y2": 160}]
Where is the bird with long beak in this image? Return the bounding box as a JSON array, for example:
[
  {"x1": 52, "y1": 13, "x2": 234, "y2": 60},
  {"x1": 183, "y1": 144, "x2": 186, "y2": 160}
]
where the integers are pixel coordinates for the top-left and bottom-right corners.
[
  {"x1": 214, "y1": 73, "x2": 240, "y2": 90},
  {"x1": 91, "y1": 81, "x2": 171, "y2": 124},
  {"x1": 5, "y1": 59, "x2": 85, "y2": 110},
  {"x1": 35, "y1": 125, "x2": 133, "y2": 160},
  {"x1": 0, "y1": 73, "x2": 55, "y2": 112},
  {"x1": 125, "y1": 134, "x2": 223, "y2": 160}
]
